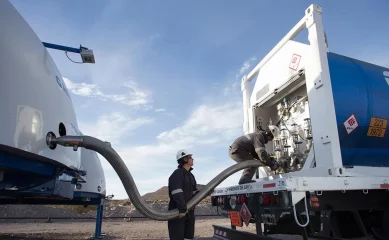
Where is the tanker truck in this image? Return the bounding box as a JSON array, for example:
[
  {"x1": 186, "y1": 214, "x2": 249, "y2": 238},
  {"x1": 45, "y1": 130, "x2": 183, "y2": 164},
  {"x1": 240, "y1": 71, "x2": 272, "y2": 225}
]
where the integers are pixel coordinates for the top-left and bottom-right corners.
[{"x1": 210, "y1": 4, "x2": 389, "y2": 240}]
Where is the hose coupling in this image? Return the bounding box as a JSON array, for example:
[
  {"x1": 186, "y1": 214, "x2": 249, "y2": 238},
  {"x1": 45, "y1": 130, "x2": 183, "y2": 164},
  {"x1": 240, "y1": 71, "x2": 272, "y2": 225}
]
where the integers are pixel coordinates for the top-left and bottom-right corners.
[{"x1": 46, "y1": 132, "x2": 84, "y2": 151}]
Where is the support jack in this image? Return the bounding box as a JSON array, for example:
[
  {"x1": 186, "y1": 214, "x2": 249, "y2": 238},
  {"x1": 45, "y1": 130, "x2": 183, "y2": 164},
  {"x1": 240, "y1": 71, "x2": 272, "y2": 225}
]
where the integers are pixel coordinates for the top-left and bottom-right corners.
[{"x1": 90, "y1": 199, "x2": 105, "y2": 239}]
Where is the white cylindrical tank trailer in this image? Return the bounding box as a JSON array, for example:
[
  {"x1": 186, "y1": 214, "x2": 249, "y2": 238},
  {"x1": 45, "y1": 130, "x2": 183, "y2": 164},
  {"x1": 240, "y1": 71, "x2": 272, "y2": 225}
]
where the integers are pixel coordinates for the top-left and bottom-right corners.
[
  {"x1": 0, "y1": 0, "x2": 105, "y2": 197},
  {"x1": 0, "y1": 0, "x2": 80, "y2": 169}
]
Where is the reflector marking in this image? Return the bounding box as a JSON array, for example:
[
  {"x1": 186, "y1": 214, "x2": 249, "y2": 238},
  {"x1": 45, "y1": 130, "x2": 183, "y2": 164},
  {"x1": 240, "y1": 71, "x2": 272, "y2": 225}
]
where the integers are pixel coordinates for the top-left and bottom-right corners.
[{"x1": 263, "y1": 183, "x2": 276, "y2": 188}]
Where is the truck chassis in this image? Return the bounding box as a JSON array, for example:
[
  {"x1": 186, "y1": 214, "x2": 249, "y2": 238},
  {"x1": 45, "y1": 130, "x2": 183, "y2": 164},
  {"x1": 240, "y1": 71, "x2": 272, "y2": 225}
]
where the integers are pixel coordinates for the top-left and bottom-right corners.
[{"x1": 212, "y1": 177, "x2": 389, "y2": 239}]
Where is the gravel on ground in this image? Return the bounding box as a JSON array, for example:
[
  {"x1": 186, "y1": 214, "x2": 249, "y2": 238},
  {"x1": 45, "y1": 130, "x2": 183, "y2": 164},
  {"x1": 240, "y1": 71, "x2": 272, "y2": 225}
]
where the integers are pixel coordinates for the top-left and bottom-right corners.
[{"x1": 0, "y1": 217, "x2": 308, "y2": 240}]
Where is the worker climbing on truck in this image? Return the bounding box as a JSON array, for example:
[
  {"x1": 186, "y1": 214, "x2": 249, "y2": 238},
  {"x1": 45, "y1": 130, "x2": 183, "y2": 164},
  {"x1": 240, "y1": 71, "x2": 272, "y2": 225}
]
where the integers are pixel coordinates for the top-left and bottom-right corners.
[
  {"x1": 167, "y1": 149, "x2": 199, "y2": 240},
  {"x1": 229, "y1": 127, "x2": 279, "y2": 184}
]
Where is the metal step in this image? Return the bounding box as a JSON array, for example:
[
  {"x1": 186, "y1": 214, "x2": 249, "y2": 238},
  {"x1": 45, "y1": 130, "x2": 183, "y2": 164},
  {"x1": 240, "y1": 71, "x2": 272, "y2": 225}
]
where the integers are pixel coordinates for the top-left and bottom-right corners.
[
  {"x1": 212, "y1": 225, "x2": 281, "y2": 240},
  {"x1": 212, "y1": 225, "x2": 375, "y2": 240}
]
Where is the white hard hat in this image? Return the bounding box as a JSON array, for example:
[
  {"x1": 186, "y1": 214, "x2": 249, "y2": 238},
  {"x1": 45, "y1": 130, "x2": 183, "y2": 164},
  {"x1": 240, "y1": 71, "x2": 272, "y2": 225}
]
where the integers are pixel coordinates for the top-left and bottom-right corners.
[{"x1": 176, "y1": 149, "x2": 192, "y2": 161}]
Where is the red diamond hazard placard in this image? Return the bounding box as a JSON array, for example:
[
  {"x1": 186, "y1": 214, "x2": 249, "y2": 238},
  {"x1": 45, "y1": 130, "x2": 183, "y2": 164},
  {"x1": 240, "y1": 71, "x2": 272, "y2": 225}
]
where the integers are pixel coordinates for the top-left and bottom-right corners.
[
  {"x1": 289, "y1": 53, "x2": 301, "y2": 71},
  {"x1": 343, "y1": 114, "x2": 359, "y2": 134},
  {"x1": 239, "y1": 203, "x2": 252, "y2": 227}
]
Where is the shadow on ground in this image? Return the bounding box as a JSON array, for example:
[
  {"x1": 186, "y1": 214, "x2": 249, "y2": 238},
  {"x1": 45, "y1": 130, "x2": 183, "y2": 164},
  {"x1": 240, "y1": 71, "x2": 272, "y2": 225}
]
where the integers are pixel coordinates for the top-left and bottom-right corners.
[{"x1": 0, "y1": 234, "x2": 215, "y2": 240}]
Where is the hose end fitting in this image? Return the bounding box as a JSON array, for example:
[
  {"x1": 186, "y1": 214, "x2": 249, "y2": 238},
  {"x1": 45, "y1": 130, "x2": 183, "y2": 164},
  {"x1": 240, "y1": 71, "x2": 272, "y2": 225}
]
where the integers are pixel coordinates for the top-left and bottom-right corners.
[{"x1": 46, "y1": 132, "x2": 84, "y2": 150}]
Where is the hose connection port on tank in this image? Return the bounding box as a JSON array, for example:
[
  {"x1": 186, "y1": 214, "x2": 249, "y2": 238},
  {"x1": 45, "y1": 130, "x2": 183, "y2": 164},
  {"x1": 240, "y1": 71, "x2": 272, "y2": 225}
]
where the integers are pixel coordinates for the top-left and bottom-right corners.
[
  {"x1": 59, "y1": 122, "x2": 66, "y2": 136},
  {"x1": 46, "y1": 131, "x2": 57, "y2": 150}
]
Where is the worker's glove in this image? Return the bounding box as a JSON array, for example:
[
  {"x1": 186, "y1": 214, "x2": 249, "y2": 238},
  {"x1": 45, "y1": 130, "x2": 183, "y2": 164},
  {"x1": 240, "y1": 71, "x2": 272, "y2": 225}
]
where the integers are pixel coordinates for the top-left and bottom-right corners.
[
  {"x1": 268, "y1": 152, "x2": 276, "y2": 158},
  {"x1": 269, "y1": 157, "x2": 280, "y2": 171},
  {"x1": 265, "y1": 156, "x2": 277, "y2": 170},
  {"x1": 178, "y1": 212, "x2": 187, "y2": 218}
]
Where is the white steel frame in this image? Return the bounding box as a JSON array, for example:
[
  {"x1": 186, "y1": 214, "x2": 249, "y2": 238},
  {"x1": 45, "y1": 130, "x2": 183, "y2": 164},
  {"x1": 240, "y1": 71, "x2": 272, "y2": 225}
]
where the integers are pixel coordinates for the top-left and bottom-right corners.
[
  {"x1": 211, "y1": 176, "x2": 389, "y2": 208},
  {"x1": 240, "y1": 4, "x2": 389, "y2": 179},
  {"x1": 212, "y1": 176, "x2": 389, "y2": 197}
]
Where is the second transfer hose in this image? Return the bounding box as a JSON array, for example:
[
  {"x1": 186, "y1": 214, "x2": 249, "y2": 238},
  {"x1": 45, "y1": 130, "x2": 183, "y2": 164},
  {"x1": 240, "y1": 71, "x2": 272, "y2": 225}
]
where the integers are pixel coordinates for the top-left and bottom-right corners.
[{"x1": 47, "y1": 134, "x2": 264, "y2": 221}]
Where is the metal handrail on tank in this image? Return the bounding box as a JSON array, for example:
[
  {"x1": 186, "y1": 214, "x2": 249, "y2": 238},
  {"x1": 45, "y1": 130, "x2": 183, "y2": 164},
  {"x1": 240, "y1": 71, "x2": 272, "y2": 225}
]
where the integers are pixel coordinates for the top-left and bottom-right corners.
[{"x1": 46, "y1": 134, "x2": 263, "y2": 221}]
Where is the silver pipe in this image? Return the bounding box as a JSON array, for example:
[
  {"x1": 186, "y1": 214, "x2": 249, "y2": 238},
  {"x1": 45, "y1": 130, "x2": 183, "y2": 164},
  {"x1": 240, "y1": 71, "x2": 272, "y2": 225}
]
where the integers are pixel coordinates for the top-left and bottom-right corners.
[{"x1": 47, "y1": 135, "x2": 264, "y2": 221}]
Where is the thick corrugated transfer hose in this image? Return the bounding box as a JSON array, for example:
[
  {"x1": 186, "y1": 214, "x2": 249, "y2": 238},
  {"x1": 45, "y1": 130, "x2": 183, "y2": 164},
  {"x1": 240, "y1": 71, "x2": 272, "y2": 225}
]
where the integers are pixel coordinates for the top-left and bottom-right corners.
[{"x1": 47, "y1": 135, "x2": 263, "y2": 221}]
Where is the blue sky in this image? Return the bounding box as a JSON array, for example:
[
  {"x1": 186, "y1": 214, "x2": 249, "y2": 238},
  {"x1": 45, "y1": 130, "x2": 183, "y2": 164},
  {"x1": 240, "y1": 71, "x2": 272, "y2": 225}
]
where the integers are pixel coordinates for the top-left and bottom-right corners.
[{"x1": 10, "y1": 0, "x2": 389, "y2": 199}]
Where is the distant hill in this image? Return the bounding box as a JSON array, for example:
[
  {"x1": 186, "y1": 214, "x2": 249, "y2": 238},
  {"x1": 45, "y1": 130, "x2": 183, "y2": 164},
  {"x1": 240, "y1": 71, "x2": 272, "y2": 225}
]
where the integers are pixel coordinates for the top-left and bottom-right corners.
[
  {"x1": 142, "y1": 186, "x2": 170, "y2": 202},
  {"x1": 142, "y1": 184, "x2": 208, "y2": 202},
  {"x1": 107, "y1": 184, "x2": 211, "y2": 206}
]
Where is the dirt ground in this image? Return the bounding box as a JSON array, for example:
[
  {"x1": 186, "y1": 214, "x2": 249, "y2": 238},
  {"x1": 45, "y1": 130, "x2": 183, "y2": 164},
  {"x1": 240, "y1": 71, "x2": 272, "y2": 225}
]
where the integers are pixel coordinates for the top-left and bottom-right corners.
[{"x1": 0, "y1": 217, "x2": 308, "y2": 240}]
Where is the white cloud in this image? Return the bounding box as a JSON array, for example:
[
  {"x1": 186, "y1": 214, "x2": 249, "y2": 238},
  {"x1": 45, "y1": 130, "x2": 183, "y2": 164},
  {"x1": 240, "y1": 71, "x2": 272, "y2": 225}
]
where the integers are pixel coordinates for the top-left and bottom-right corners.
[
  {"x1": 72, "y1": 57, "x2": 250, "y2": 199},
  {"x1": 223, "y1": 56, "x2": 258, "y2": 96},
  {"x1": 117, "y1": 102, "x2": 243, "y2": 196},
  {"x1": 79, "y1": 100, "x2": 244, "y2": 199},
  {"x1": 165, "y1": 112, "x2": 176, "y2": 117},
  {"x1": 157, "y1": 102, "x2": 243, "y2": 147},
  {"x1": 63, "y1": 77, "x2": 152, "y2": 109},
  {"x1": 154, "y1": 108, "x2": 176, "y2": 117},
  {"x1": 78, "y1": 112, "x2": 154, "y2": 145},
  {"x1": 223, "y1": 81, "x2": 240, "y2": 97},
  {"x1": 237, "y1": 56, "x2": 257, "y2": 78},
  {"x1": 63, "y1": 80, "x2": 98, "y2": 97}
]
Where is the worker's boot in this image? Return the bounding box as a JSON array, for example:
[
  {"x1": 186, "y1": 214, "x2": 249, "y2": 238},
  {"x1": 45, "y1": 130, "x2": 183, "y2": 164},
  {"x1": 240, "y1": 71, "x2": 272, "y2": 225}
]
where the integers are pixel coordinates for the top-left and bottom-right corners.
[
  {"x1": 239, "y1": 168, "x2": 257, "y2": 184},
  {"x1": 238, "y1": 178, "x2": 256, "y2": 185}
]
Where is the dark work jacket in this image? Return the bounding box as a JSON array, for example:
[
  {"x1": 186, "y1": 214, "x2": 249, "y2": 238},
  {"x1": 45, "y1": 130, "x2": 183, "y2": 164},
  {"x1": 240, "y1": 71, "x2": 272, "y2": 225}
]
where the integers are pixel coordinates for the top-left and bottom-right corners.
[
  {"x1": 168, "y1": 166, "x2": 198, "y2": 213},
  {"x1": 230, "y1": 131, "x2": 268, "y2": 160}
]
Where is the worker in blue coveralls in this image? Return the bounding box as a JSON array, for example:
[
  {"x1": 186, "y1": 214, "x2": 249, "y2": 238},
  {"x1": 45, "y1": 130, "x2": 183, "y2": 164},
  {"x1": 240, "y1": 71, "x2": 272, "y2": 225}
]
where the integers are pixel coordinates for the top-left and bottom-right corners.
[{"x1": 167, "y1": 149, "x2": 199, "y2": 240}]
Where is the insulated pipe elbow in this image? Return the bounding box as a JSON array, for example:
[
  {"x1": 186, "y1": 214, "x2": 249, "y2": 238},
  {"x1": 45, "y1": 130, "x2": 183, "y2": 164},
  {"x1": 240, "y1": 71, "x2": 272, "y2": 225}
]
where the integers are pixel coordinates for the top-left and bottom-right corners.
[{"x1": 48, "y1": 135, "x2": 264, "y2": 221}]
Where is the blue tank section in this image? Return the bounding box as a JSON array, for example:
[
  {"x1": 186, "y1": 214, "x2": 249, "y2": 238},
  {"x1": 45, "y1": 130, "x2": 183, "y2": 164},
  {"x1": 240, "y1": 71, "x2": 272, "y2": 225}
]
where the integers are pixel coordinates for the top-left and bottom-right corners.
[{"x1": 327, "y1": 52, "x2": 389, "y2": 167}]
